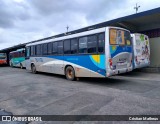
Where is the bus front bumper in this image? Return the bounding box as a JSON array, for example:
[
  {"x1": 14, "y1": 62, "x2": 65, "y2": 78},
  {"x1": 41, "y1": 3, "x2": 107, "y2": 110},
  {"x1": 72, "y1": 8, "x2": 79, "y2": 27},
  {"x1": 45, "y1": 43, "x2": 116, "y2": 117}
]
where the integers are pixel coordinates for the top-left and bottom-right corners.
[{"x1": 0, "y1": 60, "x2": 7, "y2": 64}]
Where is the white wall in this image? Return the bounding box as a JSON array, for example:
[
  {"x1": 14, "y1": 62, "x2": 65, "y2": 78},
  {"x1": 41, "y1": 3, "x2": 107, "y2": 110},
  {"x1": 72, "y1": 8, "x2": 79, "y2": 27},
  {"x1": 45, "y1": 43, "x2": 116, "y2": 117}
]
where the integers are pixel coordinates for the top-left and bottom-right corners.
[{"x1": 149, "y1": 37, "x2": 160, "y2": 67}]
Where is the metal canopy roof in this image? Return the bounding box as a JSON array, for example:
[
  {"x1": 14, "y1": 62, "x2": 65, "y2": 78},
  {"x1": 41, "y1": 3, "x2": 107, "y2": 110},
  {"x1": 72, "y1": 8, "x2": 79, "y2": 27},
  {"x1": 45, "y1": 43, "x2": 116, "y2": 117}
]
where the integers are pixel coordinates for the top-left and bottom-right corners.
[
  {"x1": 0, "y1": 44, "x2": 26, "y2": 53},
  {"x1": 115, "y1": 12, "x2": 160, "y2": 32},
  {"x1": 1, "y1": 7, "x2": 160, "y2": 53}
]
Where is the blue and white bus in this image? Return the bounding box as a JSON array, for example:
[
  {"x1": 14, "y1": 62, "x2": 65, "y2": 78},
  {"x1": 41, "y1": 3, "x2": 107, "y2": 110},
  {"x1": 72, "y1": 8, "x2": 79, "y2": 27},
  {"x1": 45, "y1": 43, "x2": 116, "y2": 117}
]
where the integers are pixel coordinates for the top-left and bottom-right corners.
[{"x1": 25, "y1": 27, "x2": 133, "y2": 80}]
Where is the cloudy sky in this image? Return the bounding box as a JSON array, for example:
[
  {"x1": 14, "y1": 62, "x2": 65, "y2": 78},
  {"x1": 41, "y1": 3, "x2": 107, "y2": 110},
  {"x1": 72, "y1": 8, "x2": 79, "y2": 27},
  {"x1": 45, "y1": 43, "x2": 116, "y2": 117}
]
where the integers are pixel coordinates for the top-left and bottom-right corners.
[{"x1": 0, "y1": 0, "x2": 160, "y2": 49}]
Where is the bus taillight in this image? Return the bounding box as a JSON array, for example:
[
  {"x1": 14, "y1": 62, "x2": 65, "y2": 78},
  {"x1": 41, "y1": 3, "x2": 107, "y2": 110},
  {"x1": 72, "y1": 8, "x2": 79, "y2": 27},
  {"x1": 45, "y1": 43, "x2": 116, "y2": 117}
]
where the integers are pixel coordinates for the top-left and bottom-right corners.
[
  {"x1": 135, "y1": 56, "x2": 138, "y2": 62},
  {"x1": 109, "y1": 58, "x2": 113, "y2": 69}
]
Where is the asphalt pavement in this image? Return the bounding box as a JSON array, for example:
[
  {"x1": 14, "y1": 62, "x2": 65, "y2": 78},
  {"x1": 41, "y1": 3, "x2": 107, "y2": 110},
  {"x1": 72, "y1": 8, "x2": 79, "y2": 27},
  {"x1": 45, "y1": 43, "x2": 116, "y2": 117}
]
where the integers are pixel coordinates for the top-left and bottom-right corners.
[{"x1": 0, "y1": 66, "x2": 160, "y2": 124}]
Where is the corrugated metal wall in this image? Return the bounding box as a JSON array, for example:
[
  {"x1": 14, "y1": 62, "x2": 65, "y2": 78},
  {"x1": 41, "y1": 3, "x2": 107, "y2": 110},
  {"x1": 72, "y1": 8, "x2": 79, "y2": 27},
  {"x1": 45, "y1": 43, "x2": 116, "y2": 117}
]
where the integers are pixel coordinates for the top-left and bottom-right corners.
[{"x1": 149, "y1": 37, "x2": 160, "y2": 67}]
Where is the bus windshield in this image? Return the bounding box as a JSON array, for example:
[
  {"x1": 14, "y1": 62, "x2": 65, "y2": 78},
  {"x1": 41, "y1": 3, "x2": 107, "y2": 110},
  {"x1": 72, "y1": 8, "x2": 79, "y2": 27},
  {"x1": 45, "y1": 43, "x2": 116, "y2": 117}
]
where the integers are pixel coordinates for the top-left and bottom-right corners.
[
  {"x1": 0, "y1": 57, "x2": 6, "y2": 59},
  {"x1": 0, "y1": 53, "x2": 6, "y2": 59},
  {"x1": 109, "y1": 28, "x2": 131, "y2": 45}
]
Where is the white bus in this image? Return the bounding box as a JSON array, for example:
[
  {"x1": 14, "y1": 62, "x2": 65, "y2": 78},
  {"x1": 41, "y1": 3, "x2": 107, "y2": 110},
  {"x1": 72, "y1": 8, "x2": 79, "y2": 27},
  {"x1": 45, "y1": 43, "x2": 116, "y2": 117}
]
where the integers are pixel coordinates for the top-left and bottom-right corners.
[
  {"x1": 25, "y1": 26, "x2": 133, "y2": 80},
  {"x1": 131, "y1": 33, "x2": 150, "y2": 69}
]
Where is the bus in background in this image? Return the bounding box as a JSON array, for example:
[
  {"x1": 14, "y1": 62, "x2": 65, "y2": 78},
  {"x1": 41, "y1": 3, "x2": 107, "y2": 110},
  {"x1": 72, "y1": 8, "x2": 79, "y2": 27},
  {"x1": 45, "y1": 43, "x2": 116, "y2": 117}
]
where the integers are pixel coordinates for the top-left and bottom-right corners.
[
  {"x1": 25, "y1": 26, "x2": 132, "y2": 80},
  {"x1": 131, "y1": 33, "x2": 150, "y2": 69},
  {"x1": 9, "y1": 48, "x2": 26, "y2": 69},
  {"x1": 0, "y1": 53, "x2": 7, "y2": 65}
]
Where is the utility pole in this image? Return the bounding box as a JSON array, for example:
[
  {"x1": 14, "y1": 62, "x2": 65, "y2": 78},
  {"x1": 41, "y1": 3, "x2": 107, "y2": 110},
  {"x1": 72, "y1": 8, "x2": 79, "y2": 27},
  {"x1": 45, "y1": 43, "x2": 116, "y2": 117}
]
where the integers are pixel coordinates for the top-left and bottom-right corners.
[
  {"x1": 66, "y1": 25, "x2": 69, "y2": 33},
  {"x1": 134, "y1": 3, "x2": 140, "y2": 14}
]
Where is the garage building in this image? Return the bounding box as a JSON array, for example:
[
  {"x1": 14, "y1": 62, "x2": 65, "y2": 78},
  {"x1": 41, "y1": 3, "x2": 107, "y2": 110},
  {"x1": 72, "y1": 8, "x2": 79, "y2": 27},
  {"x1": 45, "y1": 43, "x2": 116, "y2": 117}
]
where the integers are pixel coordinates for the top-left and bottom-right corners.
[{"x1": 0, "y1": 7, "x2": 160, "y2": 72}]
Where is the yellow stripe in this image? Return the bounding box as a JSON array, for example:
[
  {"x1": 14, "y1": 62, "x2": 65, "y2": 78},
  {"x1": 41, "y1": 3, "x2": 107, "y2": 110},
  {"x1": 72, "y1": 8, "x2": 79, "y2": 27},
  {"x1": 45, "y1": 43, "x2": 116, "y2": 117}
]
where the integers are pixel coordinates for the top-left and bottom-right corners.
[{"x1": 91, "y1": 55, "x2": 100, "y2": 63}]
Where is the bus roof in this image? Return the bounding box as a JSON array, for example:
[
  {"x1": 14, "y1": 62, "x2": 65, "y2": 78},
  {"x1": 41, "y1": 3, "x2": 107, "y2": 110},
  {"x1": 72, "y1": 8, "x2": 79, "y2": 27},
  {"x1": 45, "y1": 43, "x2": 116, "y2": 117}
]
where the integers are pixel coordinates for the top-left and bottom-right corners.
[
  {"x1": 10, "y1": 48, "x2": 25, "y2": 53},
  {"x1": 27, "y1": 26, "x2": 130, "y2": 46},
  {"x1": 131, "y1": 33, "x2": 149, "y2": 38}
]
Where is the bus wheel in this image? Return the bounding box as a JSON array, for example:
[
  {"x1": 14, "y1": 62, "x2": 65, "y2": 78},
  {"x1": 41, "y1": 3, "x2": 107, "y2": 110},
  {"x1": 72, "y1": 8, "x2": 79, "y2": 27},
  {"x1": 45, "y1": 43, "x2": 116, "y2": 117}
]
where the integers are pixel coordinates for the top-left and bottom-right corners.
[
  {"x1": 31, "y1": 64, "x2": 37, "y2": 74},
  {"x1": 10, "y1": 63, "x2": 13, "y2": 67},
  {"x1": 65, "y1": 66, "x2": 75, "y2": 81},
  {"x1": 20, "y1": 63, "x2": 23, "y2": 69}
]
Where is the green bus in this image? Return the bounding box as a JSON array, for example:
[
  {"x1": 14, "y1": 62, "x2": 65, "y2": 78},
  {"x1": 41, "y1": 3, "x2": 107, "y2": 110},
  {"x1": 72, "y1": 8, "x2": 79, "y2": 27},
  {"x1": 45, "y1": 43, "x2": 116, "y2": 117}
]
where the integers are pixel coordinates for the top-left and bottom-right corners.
[{"x1": 9, "y1": 48, "x2": 26, "y2": 69}]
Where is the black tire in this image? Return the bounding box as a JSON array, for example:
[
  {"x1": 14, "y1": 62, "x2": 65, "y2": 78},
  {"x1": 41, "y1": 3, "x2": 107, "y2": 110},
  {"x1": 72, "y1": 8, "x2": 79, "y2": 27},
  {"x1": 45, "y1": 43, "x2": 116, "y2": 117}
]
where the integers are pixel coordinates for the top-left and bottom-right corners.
[
  {"x1": 31, "y1": 64, "x2": 37, "y2": 74},
  {"x1": 20, "y1": 63, "x2": 23, "y2": 69},
  {"x1": 65, "y1": 66, "x2": 75, "y2": 81}
]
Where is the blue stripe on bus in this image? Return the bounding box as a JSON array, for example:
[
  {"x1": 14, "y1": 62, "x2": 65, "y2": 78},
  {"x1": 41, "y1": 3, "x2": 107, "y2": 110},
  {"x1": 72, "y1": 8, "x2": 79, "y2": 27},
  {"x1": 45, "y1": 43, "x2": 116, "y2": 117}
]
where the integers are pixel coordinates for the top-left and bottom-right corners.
[{"x1": 48, "y1": 54, "x2": 106, "y2": 76}]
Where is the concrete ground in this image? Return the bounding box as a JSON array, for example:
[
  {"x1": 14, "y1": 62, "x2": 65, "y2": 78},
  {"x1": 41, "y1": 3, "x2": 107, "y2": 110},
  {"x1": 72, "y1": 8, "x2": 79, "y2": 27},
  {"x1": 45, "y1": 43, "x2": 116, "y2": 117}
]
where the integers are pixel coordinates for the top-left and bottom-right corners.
[{"x1": 0, "y1": 66, "x2": 160, "y2": 124}]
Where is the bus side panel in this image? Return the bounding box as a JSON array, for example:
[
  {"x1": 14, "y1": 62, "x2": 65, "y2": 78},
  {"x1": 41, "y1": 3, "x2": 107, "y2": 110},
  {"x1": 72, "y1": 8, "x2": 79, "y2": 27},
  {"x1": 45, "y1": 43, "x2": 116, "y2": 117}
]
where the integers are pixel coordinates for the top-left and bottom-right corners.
[
  {"x1": 11, "y1": 57, "x2": 25, "y2": 67},
  {"x1": 26, "y1": 55, "x2": 106, "y2": 78},
  {"x1": 89, "y1": 54, "x2": 105, "y2": 77},
  {"x1": 26, "y1": 57, "x2": 53, "y2": 73},
  {"x1": 26, "y1": 56, "x2": 96, "y2": 77},
  {"x1": 49, "y1": 55, "x2": 106, "y2": 77},
  {"x1": 25, "y1": 58, "x2": 31, "y2": 71},
  {"x1": 27, "y1": 57, "x2": 64, "y2": 75},
  {"x1": 133, "y1": 34, "x2": 150, "y2": 69}
]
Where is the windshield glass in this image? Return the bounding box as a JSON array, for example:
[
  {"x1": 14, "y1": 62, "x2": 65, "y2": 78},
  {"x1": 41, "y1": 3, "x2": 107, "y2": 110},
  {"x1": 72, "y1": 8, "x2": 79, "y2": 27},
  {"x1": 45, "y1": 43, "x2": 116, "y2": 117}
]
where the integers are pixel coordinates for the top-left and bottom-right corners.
[
  {"x1": 109, "y1": 28, "x2": 131, "y2": 45},
  {"x1": 0, "y1": 57, "x2": 6, "y2": 59},
  {"x1": 0, "y1": 53, "x2": 6, "y2": 59}
]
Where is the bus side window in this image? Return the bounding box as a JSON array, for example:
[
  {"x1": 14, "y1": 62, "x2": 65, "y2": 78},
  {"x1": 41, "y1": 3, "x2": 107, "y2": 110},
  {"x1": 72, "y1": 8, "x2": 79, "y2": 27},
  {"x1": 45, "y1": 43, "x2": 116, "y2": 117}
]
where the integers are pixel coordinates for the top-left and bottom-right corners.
[
  {"x1": 88, "y1": 35, "x2": 97, "y2": 53},
  {"x1": 79, "y1": 37, "x2": 88, "y2": 54},
  {"x1": 71, "y1": 39, "x2": 78, "y2": 54},
  {"x1": 31, "y1": 46, "x2": 35, "y2": 56},
  {"x1": 53, "y1": 42, "x2": 58, "y2": 54},
  {"x1": 20, "y1": 51, "x2": 21, "y2": 57},
  {"x1": 42, "y1": 43, "x2": 48, "y2": 55},
  {"x1": 26, "y1": 47, "x2": 30, "y2": 58},
  {"x1": 9, "y1": 54, "x2": 12, "y2": 59},
  {"x1": 19, "y1": 51, "x2": 21, "y2": 57},
  {"x1": 36, "y1": 45, "x2": 41, "y2": 55},
  {"x1": 48, "y1": 43, "x2": 52, "y2": 55},
  {"x1": 125, "y1": 31, "x2": 132, "y2": 46},
  {"x1": 64, "y1": 40, "x2": 71, "y2": 54},
  {"x1": 22, "y1": 50, "x2": 25, "y2": 57},
  {"x1": 16, "y1": 52, "x2": 18, "y2": 57},
  {"x1": 57, "y1": 41, "x2": 63, "y2": 54},
  {"x1": 98, "y1": 33, "x2": 105, "y2": 53}
]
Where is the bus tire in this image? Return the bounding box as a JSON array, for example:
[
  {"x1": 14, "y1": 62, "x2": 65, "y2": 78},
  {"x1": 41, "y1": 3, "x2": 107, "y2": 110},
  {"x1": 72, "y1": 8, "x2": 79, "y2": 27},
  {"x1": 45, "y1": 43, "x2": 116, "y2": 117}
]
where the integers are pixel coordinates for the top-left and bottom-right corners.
[
  {"x1": 31, "y1": 64, "x2": 37, "y2": 74},
  {"x1": 20, "y1": 63, "x2": 23, "y2": 69},
  {"x1": 65, "y1": 66, "x2": 75, "y2": 81},
  {"x1": 10, "y1": 63, "x2": 13, "y2": 67}
]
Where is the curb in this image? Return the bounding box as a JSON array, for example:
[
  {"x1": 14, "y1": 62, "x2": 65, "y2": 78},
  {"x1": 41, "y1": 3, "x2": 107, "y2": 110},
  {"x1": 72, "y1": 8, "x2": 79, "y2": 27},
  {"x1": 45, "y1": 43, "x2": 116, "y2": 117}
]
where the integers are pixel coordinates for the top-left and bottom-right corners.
[{"x1": 134, "y1": 67, "x2": 160, "y2": 73}]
